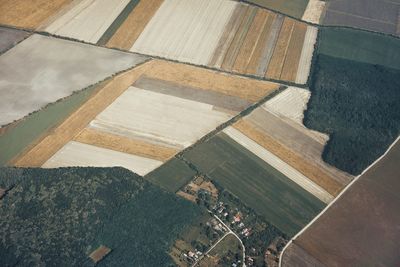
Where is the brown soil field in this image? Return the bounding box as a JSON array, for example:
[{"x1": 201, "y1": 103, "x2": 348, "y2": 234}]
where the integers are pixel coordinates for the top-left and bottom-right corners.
[
  {"x1": 265, "y1": 18, "x2": 295, "y2": 80},
  {"x1": 12, "y1": 61, "x2": 152, "y2": 167},
  {"x1": 280, "y1": 23, "x2": 307, "y2": 82},
  {"x1": 283, "y1": 139, "x2": 400, "y2": 267},
  {"x1": 147, "y1": 60, "x2": 279, "y2": 102},
  {"x1": 0, "y1": 188, "x2": 5, "y2": 199},
  {"x1": 232, "y1": 9, "x2": 269, "y2": 73},
  {"x1": 221, "y1": 6, "x2": 256, "y2": 71},
  {"x1": 89, "y1": 245, "x2": 111, "y2": 263},
  {"x1": 0, "y1": 0, "x2": 72, "y2": 29},
  {"x1": 176, "y1": 190, "x2": 197, "y2": 203},
  {"x1": 245, "y1": 12, "x2": 276, "y2": 75},
  {"x1": 74, "y1": 128, "x2": 177, "y2": 161},
  {"x1": 209, "y1": 5, "x2": 247, "y2": 68},
  {"x1": 233, "y1": 120, "x2": 342, "y2": 196},
  {"x1": 106, "y1": 0, "x2": 164, "y2": 50}
]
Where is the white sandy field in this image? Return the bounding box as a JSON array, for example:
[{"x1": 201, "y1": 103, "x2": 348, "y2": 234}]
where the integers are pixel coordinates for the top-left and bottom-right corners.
[
  {"x1": 42, "y1": 141, "x2": 163, "y2": 176},
  {"x1": 0, "y1": 34, "x2": 147, "y2": 126},
  {"x1": 302, "y1": 0, "x2": 326, "y2": 24},
  {"x1": 90, "y1": 87, "x2": 232, "y2": 149},
  {"x1": 223, "y1": 127, "x2": 333, "y2": 203},
  {"x1": 295, "y1": 26, "x2": 318, "y2": 84},
  {"x1": 45, "y1": 0, "x2": 130, "y2": 43},
  {"x1": 131, "y1": 0, "x2": 237, "y2": 65}
]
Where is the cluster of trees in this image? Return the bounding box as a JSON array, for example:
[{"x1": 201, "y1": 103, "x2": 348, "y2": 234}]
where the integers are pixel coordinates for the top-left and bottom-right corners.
[
  {"x1": 0, "y1": 167, "x2": 201, "y2": 266},
  {"x1": 304, "y1": 54, "x2": 400, "y2": 175}
]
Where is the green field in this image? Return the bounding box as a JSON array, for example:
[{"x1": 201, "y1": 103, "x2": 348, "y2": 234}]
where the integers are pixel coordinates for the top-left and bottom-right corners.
[
  {"x1": 0, "y1": 85, "x2": 98, "y2": 166},
  {"x1": 247, "y1": 0, "x2": 309, "y2": 18},
  {"x1": 0, "y1": 167, "x2": 201, "y2": 266},
  {"x1": 145, "y1": 157, "x2": 196, "y2": 193},
  {"x1": 318, "y1": 27, "x2": 400, "y2": 70},
  {"x1": 184, "y1": 133, "x2": 324, "y2": 237},
  {"x1": 304, "y1": 54, "x2": 400, "y2": 175}
]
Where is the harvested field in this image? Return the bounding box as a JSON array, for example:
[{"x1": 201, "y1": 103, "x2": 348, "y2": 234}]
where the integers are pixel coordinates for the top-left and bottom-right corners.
[
  {"x1": 74, "y1": 128, "x2": 178, "y2": 161},
  {"x1": 145, "y1": 158, "x2": 196, "y2": 193},
  {"x1": 323, "y1": 0, "x2": 400, "y2": 36},
  {"x1": 0, "y1": 0, "x2": 71, "y2": 29},
  {"x1": 247, "y1": 0, "x2": 309, "y2": 19},
  {"x1": 131, "y1": 0, "x2": 237, "y2": 66},
  {"x1": 223, "y1": 127, "x2": 333, "y2": 203},
  {"x1": 232, "y1": 120, "x2": 341, "y2": 196},
  {"x1": 282, "y1": 139, "x2": 400, "y2": 267},
  {"x1": 318, "y1": 27, "x2": 400, "y2": 70},
  {"x1": 246, "y1": 108, "x2": 352, "y2": 186},
  {"x1": 144, "y1": 60, "x2": 280, "y2": 102},
  {"x1": 0, "y1": 34, "x2": 147, "y2": 126},
  {"x1": 89, "y1": 246, "x2": 111, "y2": 263},
  {"x1": 106, "y1": 0, "x2": 164, "y2": 49},
  {"x1": 184, "y1": 133, "x2": 325, "y2": 237},
  {"x1": 43, "y1": 141, "x2": 163, "y2": 176},
  {"x1": 12, "y1": 62, "x2": 151, "y2": 167},
  {"x1": 301, "y1": 0, "x2": 325, "y2": 24},
  {"x1": 295, "y1": 26, "x2": 318, "y2": 84},
  {"x1": 265, "y1": 18, "x2": 295, "y2": 79},
  {"x1": 0, "y1": 27, "x2": 30, "y2": 54},
  {"x1": 90, "y1": 87, "x2": 232, "y2": 148},
  {"x1": 45, "y1": 0, "x2": 130, "y2": 43}
]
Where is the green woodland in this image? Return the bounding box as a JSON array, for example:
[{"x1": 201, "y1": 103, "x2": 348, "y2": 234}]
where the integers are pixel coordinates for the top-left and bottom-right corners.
[{"x1": 0, "y1": 167, "x2": 201, "y2": 266}]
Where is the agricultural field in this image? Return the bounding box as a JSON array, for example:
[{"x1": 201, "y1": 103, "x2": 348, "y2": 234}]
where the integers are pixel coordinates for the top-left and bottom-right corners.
[
  {"x1": 0, "y1": 27, "x2": 30, "y2": 54},
  {"x1": 322, "y1": 0, "x2": 400, "y2": 36},
  {"x1": 183, "y1": 132, "x2": 325, "y2": 237},
  {"x1": 305, "y1": 54, "x2": 400, "y2": 175},
  {"x1": 246, "y1": 0, "x2": 309, "y2": 19},
  {"x1": 0, "y1": 167, "x2": 201, "y2": 266},
  {"x1": 281, "y1": 139, "x2": 400, "y2": 267},
  {"x1": 0, "y1": 0, "x2": 72, "y2": 29},
  {"x1": 318, "y1": 27, "x2": 400, "y2": 70},
  {"x1": 0, "y1": 33, "x2": 147, "y2": 126},
  {"x1": 11, "y1": 59, "x2": 279, "y2": 177}
]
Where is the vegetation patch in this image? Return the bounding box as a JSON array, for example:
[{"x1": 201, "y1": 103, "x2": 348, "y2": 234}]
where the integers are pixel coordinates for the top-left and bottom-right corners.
[
  {"x1": 304, "y1": 54, "x2": 400, "y2": 175},
  {"x1": 0, "y1": 167, "x2": 201, "y2": 266}
]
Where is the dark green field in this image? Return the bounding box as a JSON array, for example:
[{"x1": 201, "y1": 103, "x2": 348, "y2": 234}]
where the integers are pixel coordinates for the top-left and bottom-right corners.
[
  {"x1": 0, "y1": 167, "x2": 201, "y2": 266},
  {"x1": 145, "y1": 157, "x2": 196, "y2": 193},
  {"x1": 0, "y1": 85, "x2": 98, "y2": 166},
  {"x1": 184, "y1": 133, "x2": 324, "y2": 237},
  {"x1": 247, "y1": 0, "x2": 309, "y2": 19},
  {"x1": 304, "y1": 54, "x2": 400, "y2": 175},
  {"x1": 318, "y1": 27, "x2": 400, "y2": 70}
]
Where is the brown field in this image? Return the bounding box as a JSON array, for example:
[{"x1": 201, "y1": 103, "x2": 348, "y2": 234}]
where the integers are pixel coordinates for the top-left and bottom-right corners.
[
  {"x1": 232, "y1": 9, "x2": 269, "y2": 73},
  {"x1": 89, "y1": 245, "x2": 111, "y2": 263},
  {"x1": 280, "y1": 23, "x2": 307, "y2": 82},
  {"x1": 221, "y1": 6, "x2": 257, "y2": 71},
  {"x1": 0, "y1": 188, "x2": 5, "y2": 199},
  {"x1": 245, "y1": 12, "x2": 276, "y2": 75},
  {"x1": 283, "y1": 140, "x2": 400, "y2": 267},
  {"x1": 233, "y1": 120, "x2": 343, "y2": 196},
  {"x1": 12, "y1": 61, "x2": 152, "y2": 167},
  {"x1": 209, "y1": 5, "x2": 247, "y2": 68},
  {"x1": 265, "y1": 18, "x2": 295, "y2": 80},
  {"x1": 74, "y1": 128, "x2": 177, "y2": 161},
  {"x1": 0, "y1": 0, "x2": 72, "y2": 29},
  {"x1": 147, "y1": 60, "x2": 279, "y2": 102},
  {"x1": 176, "y1": 191, "x2": 197, "y2": 203},
  {"x1": 106, "y1": 0, "x2": 164, "y2": 50}
]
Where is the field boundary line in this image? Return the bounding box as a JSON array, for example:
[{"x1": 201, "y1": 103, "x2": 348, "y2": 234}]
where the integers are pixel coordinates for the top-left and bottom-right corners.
[{"x1": 278, "y1": 135, "x2": 400, "y2": 267}]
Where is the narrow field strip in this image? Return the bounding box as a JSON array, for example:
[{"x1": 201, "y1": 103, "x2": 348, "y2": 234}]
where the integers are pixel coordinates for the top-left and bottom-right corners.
[
  {"x1": 265, "y1": 18, "x2": 295, "y2": 80},
  {"x1": 45, "y1": 0, "x2": 130, "y2": 43},
  {"x1": 106, "y1": 0, "x2": 164, "y2": 50},
  {"x1": 233, "y1": 120, "x2": 343, "y2": 196},
  {"x1": 302, "y1": 0, "x2": 326, "y2": 24},
  {"x1": 223, "y1": 127, "x2": 334, "y2": 203},
  {"x1": 42, "y1": 141, "x2": 162, "y2": 176},
  {"x1": 295, "y1": 26, "x2": 318, "y2": 84},
  {"x1": 12, "y1": 61, "x2": 152, "y2": 167},
  {"x1": 74, "y1": 128, "x2": 178, "y2": 161}
]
